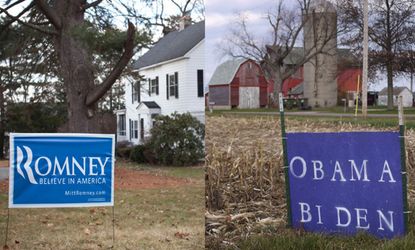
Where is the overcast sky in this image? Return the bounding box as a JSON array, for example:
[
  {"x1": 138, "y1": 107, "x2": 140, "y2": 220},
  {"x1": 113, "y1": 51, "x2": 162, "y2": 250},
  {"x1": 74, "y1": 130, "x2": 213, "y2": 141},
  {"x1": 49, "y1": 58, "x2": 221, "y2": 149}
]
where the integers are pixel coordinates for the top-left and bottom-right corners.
[
  {"x1": 205, "y1": 0, "x2": 411, "y2": 92},
  {"x1": 205, "y1": 0, "x2": 275, "y2": 83}
]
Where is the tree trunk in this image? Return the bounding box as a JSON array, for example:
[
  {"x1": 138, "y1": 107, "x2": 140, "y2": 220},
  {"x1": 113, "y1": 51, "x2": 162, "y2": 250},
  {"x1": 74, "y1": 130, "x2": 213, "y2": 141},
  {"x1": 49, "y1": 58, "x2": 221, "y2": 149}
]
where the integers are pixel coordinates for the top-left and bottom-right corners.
[
  {"x1": 43, "y1": 0, "x2": 135, "y2": 133},
  {"x1": 0, "y1": 89, "x2": 4, "y2": 159},
  {"x1": 386, "y1": 62, "x2": 394, "y2": 110},
  {"x1": 272, "y1": 69, "x2": 283, "y2": 108},
  {"x1": 51, "y1": 0, "x2": 96, "y2": 132}
]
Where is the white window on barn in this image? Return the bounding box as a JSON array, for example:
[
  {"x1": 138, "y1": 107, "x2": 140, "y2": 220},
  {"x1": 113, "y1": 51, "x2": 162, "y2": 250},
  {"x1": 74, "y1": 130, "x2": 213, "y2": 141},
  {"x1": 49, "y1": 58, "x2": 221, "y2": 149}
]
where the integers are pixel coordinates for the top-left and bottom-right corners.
[{"x1": 118, "y1": 114, "x2": 126, "y2": 136}]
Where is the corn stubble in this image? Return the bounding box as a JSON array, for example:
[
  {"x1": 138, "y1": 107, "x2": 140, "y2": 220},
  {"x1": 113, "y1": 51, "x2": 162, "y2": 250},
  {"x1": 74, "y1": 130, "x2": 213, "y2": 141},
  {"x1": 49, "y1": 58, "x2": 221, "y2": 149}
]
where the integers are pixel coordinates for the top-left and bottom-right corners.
[{"x1": 205, "y1": 115, "x2": 415, "y2": 244}]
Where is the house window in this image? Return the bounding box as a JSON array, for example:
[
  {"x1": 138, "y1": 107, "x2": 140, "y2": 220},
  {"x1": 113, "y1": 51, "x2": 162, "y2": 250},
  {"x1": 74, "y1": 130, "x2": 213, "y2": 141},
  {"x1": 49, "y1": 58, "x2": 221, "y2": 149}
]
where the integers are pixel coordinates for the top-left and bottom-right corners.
[
  {"x1": 118, "y1": 114, "x2": 126, "y2": 136},
  {"x1": 150, "y1": 77, "x2": 159, "y2": 95},
  {"x1": 132, "y1": 81, "x2": 140, "y2": 103},
  {"x1": 167, "y1": 72, "x2": 179, "y2": 99},
  {"x1": 197, "y1": 69, "x2": 204, "y2": 97},
  {"x1": 132, "y1": 120, "x2": 138, "y2": 139}
]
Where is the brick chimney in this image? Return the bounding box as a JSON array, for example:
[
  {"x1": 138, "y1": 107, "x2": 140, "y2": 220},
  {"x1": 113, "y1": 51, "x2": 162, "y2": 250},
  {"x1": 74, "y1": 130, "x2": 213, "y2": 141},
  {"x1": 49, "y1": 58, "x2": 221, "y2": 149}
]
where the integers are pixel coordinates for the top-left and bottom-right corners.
[{"x1": 179, "y1": 16, "x2": 192, "y2": 31}]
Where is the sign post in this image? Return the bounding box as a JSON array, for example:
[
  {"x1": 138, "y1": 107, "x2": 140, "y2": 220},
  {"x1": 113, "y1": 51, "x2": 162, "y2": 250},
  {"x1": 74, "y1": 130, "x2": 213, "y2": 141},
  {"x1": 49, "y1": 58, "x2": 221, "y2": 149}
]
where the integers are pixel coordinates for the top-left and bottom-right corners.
[
  {"x1": 398, "y1": 96, "x2": 409, "y2": 232},
  {"x1": 279, "y1": 92, "x2": 292, "y2": 227}
]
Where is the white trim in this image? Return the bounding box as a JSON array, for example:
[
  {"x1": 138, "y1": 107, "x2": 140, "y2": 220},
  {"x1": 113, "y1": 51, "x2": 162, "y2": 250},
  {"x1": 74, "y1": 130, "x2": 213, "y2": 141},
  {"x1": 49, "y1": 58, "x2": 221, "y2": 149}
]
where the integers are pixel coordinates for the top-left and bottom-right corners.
[
  {"x1": 114, "y1": 109, "x2": 126, "y2": 115},
  {"x1": 8, "y1": 133, "x2": 115, "y2": 208},
  {"x1": 10, "y1": 133, "x2": 115, "y2": 138},
  {"x1": 10, "y1": 202, "x2": 114, "y2": 208},
  {"x1": 8, "y1": 135, "x2": 14, "y2": 208},
  {"x1": 183, "y1": 39, "x2": 204, "y2": 57},
  {"x1": 136, "y1": 56, "x2": 189, "y2": 71}
]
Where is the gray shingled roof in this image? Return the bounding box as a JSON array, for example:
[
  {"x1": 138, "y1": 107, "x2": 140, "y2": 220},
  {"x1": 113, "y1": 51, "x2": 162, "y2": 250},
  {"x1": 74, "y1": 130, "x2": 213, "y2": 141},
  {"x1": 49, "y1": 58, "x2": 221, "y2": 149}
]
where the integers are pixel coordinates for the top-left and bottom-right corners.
[
  {"x1": 132, "y1": 21, "x2": 205, "y2": 69},
  {"x1": 379, "y1": 87, "x2": 410, "y2": 96},
  {"x1": 208, "y1": 58, "x2": 248, "y2": 86}
]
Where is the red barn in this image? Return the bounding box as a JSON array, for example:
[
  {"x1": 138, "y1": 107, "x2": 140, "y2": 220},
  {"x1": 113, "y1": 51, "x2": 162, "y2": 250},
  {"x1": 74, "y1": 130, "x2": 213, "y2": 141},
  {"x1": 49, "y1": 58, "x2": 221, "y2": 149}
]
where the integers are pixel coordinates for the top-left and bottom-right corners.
[
  {"x1": 208, "y1": 59, "x2": 269, "y2": 109},
  {"x1": 279, "y1": 49, "x2": 362, "y2": 104},
  {"x1": 280, "y1": 67, "x2": 362, "y2": 100}
]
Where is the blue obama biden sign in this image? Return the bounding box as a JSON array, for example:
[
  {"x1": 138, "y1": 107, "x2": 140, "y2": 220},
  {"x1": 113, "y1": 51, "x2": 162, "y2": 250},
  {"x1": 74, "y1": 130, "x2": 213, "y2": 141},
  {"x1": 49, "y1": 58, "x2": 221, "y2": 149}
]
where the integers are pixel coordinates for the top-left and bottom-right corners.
[
  {"x1": 9, "y1": 133, "x2": 115, "y2": 208},
  {"x1": 286, "y1": 132, "x2": 406, "y2": 238}
]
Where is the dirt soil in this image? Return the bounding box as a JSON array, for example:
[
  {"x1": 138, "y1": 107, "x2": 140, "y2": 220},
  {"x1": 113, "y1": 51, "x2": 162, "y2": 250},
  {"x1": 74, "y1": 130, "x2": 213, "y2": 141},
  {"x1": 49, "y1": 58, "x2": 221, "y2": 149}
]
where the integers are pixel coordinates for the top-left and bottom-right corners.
[
  {"x1": 115, "y1": 167, "x2": 193, "y2": 190},
  {"x1": 0, "y1": 164, "x2": 193, "y2": 193},
  {"x1": 0, "y1": 160, "x2": 8, "y2": 167}
]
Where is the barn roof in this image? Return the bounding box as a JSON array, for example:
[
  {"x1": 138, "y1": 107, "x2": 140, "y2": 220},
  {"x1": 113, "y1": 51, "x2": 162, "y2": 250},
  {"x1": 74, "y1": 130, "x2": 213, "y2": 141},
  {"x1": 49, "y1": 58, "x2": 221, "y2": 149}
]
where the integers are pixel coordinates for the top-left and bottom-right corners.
[
  {"x1": 208, "y1": 58, "x2": 249, "y2": 86},
  {"x1": 379, "y1": 87, "x2": 410, "y2": 96},
  {"x1": 288, "y1": 82, "x2": 304, "y2": 95},
  {"x1": 132, "y1": 21, "x2": 205, "y2": 70}
]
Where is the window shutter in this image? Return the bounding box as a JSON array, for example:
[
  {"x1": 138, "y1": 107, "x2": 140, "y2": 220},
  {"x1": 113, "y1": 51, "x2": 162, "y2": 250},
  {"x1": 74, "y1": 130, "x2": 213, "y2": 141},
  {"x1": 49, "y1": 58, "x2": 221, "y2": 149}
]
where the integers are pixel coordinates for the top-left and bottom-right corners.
[
  {"x1": 156, "y1": 76, "x2": 159, "y2": 95},
  {"x1": 175, "y1": 72, "x2": 178, "y2": 98},
  {"x1": 197, "y1": 70, "x2": 204, "y2": 97},
  {"x1": 131, "y1": 83, "x2": 134, "y2": 103},
  {"x1": 166, "y1": 74, "x2": 169, "y2": 100},
  {"x1": 148, "y1": 78, "x2": 151, "y2": 96},
  {"x1": 129, "y1": 119, "x2": 132, "y2": 140}
]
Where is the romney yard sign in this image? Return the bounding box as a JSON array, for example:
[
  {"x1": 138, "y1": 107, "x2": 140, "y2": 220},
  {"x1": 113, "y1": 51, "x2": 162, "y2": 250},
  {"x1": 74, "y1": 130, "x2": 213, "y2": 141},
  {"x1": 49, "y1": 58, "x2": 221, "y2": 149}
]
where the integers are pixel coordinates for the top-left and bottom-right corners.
[
  {"x1": 286, "y1": 132, "x2": 406, "y2": 238},
  {"x1": 9, "y1": 133, "x2": 114, "y2": 208}
]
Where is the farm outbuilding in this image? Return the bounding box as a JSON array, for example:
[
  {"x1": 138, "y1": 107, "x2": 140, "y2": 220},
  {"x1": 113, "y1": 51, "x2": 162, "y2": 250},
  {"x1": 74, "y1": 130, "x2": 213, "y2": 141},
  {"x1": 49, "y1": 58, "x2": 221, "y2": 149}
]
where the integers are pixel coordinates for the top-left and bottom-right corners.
[
  {"x1": 378, "y1": 87, "x2": 413, "y2": 107},
  {"x1": 208, "y1": 59, "x2": 269, "y2": 109}
]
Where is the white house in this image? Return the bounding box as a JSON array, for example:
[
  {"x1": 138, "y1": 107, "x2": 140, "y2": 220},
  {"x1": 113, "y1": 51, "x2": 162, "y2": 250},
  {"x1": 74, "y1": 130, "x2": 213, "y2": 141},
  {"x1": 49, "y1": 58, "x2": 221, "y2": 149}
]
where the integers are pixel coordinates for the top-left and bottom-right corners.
[
  {"x1": 377, "y1": 87, "x2": 413, "y2": 107},
  {"x1": 115, "y1": 20, "x2": 205, "y2": 144}
]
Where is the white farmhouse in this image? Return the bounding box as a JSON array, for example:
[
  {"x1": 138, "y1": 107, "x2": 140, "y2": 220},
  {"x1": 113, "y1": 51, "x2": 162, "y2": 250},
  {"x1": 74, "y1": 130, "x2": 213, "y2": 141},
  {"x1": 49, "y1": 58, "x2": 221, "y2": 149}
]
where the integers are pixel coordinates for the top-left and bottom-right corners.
[
  {"x1": 377, "y1": 87, "x2": 413, "y2": 107},
  {"x1": 115, "y1": 21, "x2": 205, "y2": 144}
]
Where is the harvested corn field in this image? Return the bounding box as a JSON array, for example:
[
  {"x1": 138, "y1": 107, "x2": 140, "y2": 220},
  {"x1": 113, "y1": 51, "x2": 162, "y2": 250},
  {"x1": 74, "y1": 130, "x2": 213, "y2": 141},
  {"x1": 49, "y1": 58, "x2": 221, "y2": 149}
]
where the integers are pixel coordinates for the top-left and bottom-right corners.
[{"x1": 205, "y1": 115, "x2": 415, "y2": 247}]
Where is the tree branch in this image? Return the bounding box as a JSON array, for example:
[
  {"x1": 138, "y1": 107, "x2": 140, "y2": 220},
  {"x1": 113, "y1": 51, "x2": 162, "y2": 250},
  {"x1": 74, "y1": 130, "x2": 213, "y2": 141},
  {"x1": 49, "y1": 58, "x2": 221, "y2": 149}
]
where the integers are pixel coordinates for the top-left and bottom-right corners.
[
  {"x1": 34, "y1": 0, "x2": 61, "y2": 29},
  {"x1": 0, "y1": 0, "x2": 27, "y2": 14},
  {"x1": 83, "y1": 0, "x2": 104, "y2": 10},
  {"x1": 86, "y1": 21, "x2": 136, "y2": 106},
  {"x1": 0, "y1": 5, "x2": 58, "y2": 35},
  {"x1": 0, "y1": 2, "x2": 34, "y2": 30}
]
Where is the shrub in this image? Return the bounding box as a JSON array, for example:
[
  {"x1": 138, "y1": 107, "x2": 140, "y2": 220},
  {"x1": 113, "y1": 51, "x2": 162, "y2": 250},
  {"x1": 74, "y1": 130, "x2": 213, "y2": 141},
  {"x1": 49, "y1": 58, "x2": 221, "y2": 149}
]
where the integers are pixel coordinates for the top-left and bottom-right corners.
[
  {"x1": 147, "y1": 112, "x2": 204, "y2": 166},
  {"x1": 115, "y1": 141, "x2": 133, "y2": 159},
  {"x1": 129, "y1": 144, "x2": 148, "y2": 163}
]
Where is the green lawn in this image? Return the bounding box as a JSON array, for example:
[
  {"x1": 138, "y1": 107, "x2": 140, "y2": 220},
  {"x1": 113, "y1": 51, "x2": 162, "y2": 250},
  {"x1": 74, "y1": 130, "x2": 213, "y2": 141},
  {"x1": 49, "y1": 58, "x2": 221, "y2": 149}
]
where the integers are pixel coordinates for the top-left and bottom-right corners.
[
  {"x1": 287, "y1": 116, "x2": 415, "y2": 129},
  {"x1": 209, "y1": 106, "x2": 415, "y2": 115},
  {"x1": 208, "y1": 108, "x2": 415, "y2": 129},
  {"x1": 0, "y1": 163, "x2": 205, "y2": 249},
  {"x1": 207, "y1": 206, "x2": 415, "y2": 250}
]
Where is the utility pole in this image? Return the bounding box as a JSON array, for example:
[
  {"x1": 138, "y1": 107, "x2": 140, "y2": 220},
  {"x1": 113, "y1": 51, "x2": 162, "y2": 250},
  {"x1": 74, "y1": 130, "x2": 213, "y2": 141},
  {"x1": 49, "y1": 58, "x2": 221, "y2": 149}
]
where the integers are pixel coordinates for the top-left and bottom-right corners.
[{"x1": 362, "y1": 0, "x2": 369, "y2": 117}]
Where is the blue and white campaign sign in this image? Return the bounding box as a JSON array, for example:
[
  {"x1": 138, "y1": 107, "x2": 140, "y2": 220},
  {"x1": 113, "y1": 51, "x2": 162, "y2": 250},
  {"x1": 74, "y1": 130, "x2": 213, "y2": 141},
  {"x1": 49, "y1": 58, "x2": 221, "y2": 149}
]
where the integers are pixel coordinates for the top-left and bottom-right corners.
[
  {"x1": 9, "y1": 133, "x2": 115, "y2": 208},
  {"x1": 286, "y1": 132, "x2": 405, "y2": 238}
]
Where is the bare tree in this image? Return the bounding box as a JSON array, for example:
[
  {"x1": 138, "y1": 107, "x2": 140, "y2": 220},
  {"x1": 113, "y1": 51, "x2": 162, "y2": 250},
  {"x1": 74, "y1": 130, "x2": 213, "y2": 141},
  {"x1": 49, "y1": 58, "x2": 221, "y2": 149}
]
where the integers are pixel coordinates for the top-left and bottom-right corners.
[
  {"x1": 222, "y1": 0, "x2": 339, "y2": 106},
  {"x1": 106, "y1": 0, "x2": 204, "y2": 35},
  {"x1": 337, "y1": 0, "x2": 415, "y2": 110}
]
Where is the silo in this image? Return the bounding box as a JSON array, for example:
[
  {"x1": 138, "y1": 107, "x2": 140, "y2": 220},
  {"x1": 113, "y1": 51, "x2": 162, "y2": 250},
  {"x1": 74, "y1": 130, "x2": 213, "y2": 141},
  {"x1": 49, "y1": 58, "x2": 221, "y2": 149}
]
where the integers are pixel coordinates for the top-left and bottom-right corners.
[{"x1": 303, "y1": 0, "x2": 338, "y2": 107}]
